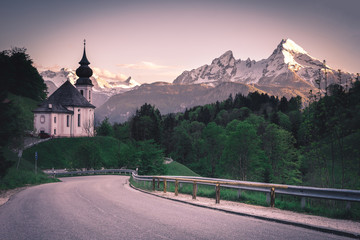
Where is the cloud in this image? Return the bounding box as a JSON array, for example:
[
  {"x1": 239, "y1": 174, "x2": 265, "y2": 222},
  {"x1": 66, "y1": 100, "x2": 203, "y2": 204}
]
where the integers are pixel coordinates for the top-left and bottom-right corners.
[
  {"x1": 33, "y1": 63, "x2": 62, "y2": 72},
  {"x1": 117, "y1": 61, "x2": 182, "y2": 70},
  {"x1": 92, "y1": 67, "x2": 128, "y2": 82}
]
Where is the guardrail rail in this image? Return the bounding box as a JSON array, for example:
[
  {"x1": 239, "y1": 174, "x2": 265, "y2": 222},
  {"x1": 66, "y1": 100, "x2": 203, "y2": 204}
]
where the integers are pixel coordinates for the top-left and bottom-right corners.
[{"x1": 132, "y1": 172, "x2": 360, "y2": 208}]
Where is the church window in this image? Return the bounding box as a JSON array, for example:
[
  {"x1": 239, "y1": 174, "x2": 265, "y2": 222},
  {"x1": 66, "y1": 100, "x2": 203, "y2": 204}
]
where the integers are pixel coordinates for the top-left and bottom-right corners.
[
  {"x1": 78, "y1": 114, "x2": 81, "y2": 127},
  {"x1": 89, "y1": 90, "x2": 91, "y2": 101},
  {"x1": 40, "y1": 115, "x2": 45, "y2": 123},
  {"x1": 54, "y1": 129, "x2": 56, "y2": 135},
  {"x1": 67, "y1": 115, "x2": 70, "y2": 127},
  {"x1": 54, "y1": 116, "x2": 56, "y2": 123},
  {"x1": 80, "y1": 90, "x2": 84, "y2": 96}
]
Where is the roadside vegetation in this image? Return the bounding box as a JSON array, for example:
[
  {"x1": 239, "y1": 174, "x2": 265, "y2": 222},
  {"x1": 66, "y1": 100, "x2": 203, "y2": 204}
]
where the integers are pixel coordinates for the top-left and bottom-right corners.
[
  {"x1": 1, "y1": 47, "x2": 359, "y2": 220},
  {"x1": 0, "y1": 48, "x2": 51, "y2": 190}
]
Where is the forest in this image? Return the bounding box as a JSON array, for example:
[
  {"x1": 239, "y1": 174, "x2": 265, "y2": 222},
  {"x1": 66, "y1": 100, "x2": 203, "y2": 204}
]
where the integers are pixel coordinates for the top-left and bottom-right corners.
[
  {"x1": 1, "y1": 47, "x2": 359, "y2": 191},
  {"x1": 98, "y1": 78, "x2": 360, "y2": 190}
]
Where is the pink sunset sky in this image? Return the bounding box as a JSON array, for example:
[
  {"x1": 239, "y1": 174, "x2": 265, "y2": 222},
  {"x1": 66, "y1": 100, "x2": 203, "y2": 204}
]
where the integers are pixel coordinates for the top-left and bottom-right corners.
[{"x1": 1, "y1": 0, "x2": 359, "y2": 84}]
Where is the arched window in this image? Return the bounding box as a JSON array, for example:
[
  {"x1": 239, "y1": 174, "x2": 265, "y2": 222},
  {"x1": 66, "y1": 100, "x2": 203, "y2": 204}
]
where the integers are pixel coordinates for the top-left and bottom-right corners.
[{"x1": 80, "y1": 90, "x2": 84, "y2": 96}]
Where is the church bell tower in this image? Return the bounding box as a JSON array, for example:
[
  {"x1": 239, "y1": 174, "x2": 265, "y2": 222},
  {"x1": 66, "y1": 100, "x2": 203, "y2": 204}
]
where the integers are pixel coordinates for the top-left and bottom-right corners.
[{"x1": 75, "y1": 39, "x2": 94, "y2": 103}]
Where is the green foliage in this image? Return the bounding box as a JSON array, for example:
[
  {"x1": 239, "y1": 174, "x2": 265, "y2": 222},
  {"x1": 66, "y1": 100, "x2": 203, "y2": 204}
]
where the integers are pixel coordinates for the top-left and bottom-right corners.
[
  {"x1": 0, "y1": 147, "x2": 58, "y2": 190},
  {"x1": 0, "y1": 47, "x2": 47, "y2": 101},
  {"x1": 262, "y1": 124, "x2": 301, "y2": 184},
  {"x1": 0, "y1": 148, "x2": 14, "y2": 178},
  {"x1": 130, "y1": 103, "x2": 162, "y2": 144},
  {"x1": 8, "y1": 93, "x2": 39, "y2": 131},
  {"x1": 96, "y1": 117, "x2": 114, "y2": 137},
  {"x1": 0, "y1": 92, "x2": 27, "y2": 150},
  {"x1": 191, "y1": 122, "x2": 225, "y2": 177},
  {"x1": 221, "y1": 121, "x2": 267, "y2": 181},
  {"x1": 111, "y1": 80, "x2": 360, "y2": 192},
  {"x1": 0, "y1": 49, "x2": 46, "y2": 177},
  {"x1": 136, "y1": 140, "x2": 166, "y2": 175}
]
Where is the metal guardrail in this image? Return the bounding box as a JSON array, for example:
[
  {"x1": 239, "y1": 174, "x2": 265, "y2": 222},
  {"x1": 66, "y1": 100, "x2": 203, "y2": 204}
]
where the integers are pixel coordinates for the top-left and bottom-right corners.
[
  {"x1": 45, "y1": 169, "x2": 135, "y2": 177},
  {"x1": 132, "y1": 172, "x2": 360, "y2": 208},
  {"x1": 44, "y1": 169, "x2": 360, "y2": 208}
]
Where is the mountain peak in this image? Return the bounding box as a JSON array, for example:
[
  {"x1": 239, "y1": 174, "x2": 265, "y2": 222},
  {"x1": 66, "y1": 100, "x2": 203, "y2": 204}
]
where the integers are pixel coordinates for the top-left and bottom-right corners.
[
  {"x1": 220, "y1": 50, "x2": 233, "y2": 58},
  {"x1": 280, "y1": 38, "x2": 307, "y2": 54},
  {"x1": 211, "y1": 50, "x2": 235, "y2": 67}
]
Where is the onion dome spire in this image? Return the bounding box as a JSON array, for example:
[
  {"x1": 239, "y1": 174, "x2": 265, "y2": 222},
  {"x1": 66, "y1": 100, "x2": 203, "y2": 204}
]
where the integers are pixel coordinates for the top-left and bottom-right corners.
[{"x1": 75, "y1": 39, "x2": 93, "y2": 86}]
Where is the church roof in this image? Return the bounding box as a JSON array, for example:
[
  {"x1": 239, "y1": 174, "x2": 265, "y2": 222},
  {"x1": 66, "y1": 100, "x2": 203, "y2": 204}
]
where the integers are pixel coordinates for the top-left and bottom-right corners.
[{"x1": 33, "y1": 81, "x2": 95, "y2": 113}]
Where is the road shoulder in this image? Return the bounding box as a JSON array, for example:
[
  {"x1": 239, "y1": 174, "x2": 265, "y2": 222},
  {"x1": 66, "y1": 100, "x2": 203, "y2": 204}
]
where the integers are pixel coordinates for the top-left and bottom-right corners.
[
  {"x1": 130, "y1": 183, "x2": 360, "y2": 239},
  {"x1": 0, "y1": 187, "x2": 28, "y2": 206}
]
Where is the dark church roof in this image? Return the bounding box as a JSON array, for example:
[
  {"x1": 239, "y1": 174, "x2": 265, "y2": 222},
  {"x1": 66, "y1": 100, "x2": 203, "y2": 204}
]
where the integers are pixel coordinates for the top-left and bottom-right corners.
[
  {"x1": 75, "y1": 40, "x2": 93, "y2": 86},
  {"x1": 33, "y1": 81, "x2": 95, "y2": 113}
]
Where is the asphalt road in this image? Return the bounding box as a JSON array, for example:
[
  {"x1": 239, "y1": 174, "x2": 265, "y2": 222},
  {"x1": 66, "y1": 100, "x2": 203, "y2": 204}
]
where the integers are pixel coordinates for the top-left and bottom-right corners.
[{"x1": 0, "y1": 176, "x2": 351, "y2": 240}]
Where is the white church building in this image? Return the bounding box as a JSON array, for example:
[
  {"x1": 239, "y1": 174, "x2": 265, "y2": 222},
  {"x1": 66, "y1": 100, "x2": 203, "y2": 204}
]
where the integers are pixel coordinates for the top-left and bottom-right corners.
[{"x1": 33, "y1": 42, "x2": 95, "y2": 137}]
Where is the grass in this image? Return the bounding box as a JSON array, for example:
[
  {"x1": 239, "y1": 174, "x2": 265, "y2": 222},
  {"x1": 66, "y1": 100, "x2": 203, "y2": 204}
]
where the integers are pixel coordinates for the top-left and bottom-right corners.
[
  {"x1": 165, "y1": 161, "x2": 200, "y2": 176},
  {"x1": 0, "y1": 148, "x2": 59, "y2": 190},
  {"x1": 22, "y1": 136, "x2": 121, "y2": 169}
]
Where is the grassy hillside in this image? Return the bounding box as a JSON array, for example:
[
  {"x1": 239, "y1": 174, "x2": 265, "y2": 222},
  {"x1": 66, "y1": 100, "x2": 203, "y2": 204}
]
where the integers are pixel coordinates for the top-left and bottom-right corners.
[
  {"x1": 166, "y1": 161, "x2": 200, "y2": 176},
  {"x1": 23, "y1": 136, "x2": 122, "y2": 169}
]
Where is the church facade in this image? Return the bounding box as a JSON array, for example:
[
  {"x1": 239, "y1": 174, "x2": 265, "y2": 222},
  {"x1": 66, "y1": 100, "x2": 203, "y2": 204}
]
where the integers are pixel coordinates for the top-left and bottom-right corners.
[{"x1": 33, "y1": 42, "x2": 95, "y2": 137}]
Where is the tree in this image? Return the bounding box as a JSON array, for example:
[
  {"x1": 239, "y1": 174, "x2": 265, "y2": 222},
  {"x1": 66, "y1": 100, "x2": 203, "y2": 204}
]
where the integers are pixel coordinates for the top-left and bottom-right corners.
[
  {"x1": 161, "y1": 113, "x2": 177, "y2": 154},
  {"x1": 96, "y1": 117, "x2": 113, "y2": 137},
  {"x1": 130, "y1": 103, "x2": 162, "y2": 144},
  {"x1": 0, "y1": 47, "x2": 47, "y2": 101},
  {"x1": 262, "y1": 124, "x2": 302, "y2": 184},
  {"x1": 171, "y1": 124, "x2": 195, "y2": 164},
  {"x1": 221, "y1": 121, "x2": 267, "y2": 181},
  {"x1": 136, "y1": 140, "x2": 166, "y2": 175},
  {"x1": 113, "y1": 122, "x2": 131, "y2": 142},
  {"x1": 199, "y1": 122, "x2": 225, "y2": 177},
  {"x1": 83, "y1": 118, "x2": 95, "y2": 137}
]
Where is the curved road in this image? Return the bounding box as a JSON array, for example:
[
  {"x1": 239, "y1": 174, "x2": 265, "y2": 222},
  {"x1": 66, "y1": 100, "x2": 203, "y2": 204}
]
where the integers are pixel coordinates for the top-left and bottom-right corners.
[{"x1": 0, "y1": 176, "x2": 351, "y2": 240}]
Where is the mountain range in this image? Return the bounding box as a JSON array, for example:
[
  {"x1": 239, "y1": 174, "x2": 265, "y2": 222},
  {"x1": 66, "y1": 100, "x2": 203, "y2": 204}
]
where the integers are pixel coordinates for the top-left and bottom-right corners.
[
  {"x1": 40, "y1": 68, "x2": 140, "y2": 107},
  {"x1": 41, "y1": 39, "x2": 356, "y2": 123}
]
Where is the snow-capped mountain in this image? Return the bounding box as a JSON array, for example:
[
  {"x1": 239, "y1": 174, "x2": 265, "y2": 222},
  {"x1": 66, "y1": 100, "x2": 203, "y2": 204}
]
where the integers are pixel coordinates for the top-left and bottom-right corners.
[
  {"x1": 174, "y1": 39, "x2": 354, "y2": 90},
  {"x1": 41, "y1": 68, "x2": 140, "y2": 107}
]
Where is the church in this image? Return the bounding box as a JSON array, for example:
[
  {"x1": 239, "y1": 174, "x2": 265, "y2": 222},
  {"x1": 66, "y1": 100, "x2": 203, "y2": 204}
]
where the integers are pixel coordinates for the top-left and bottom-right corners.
[{"x1": 33, "y1": 41, "x2": 95, "y2": 137}]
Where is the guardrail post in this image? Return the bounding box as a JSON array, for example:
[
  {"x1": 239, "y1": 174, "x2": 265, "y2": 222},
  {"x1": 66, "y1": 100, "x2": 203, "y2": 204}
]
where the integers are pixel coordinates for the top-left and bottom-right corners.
[
  {"x1": 175, "y1": 180, "x2": 179, "y2": 196},
  {"x1": 270, "y1": 187, "x2": 275, "y2": 208},
  {"x1": 163, "y1": 179, "x2": 167, "y2": 193},
  {"x1": 192, "y1": 182, "x2": 197, "y2": 199},
  {"x1": 152, "y1": 178, "x2": 155, "y2": 191},
  {"x1": 237, "y1": 189, "x2": 242, "y2": 199},
  {"x1": 346, "y1": 202, "x2": 351, "y2": 211},
  {"x1": 215, "y1": 184, "x2": 220, "y2": 204},
  {"x1": 157, "y1": 178, "x2": 160, "y2": 189},
  {"x1": 301, "y1": 197, "x2": 306, "y2": 209}
]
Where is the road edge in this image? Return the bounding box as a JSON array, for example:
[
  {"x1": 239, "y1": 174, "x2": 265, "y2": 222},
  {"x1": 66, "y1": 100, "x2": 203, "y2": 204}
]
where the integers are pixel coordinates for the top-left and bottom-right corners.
[{"x1": 129, "y1": 183, "x2": 360, "y2": 239}]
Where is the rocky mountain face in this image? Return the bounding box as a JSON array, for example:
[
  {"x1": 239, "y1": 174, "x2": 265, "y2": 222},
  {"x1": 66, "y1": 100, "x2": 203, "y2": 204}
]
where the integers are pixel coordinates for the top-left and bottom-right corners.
[
  {"x1": 41, "y1": 68, "x2": 140, "y2": 107},
  {"x1": 174, "y1": 39, "x2": 353, "y2": 90}
]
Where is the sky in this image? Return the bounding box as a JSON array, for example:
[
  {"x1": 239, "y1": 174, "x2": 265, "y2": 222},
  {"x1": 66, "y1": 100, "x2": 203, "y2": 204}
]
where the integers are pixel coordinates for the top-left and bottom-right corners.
[{"x1": 1, "y1": 0, "x2": 359, "y2": 84}]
